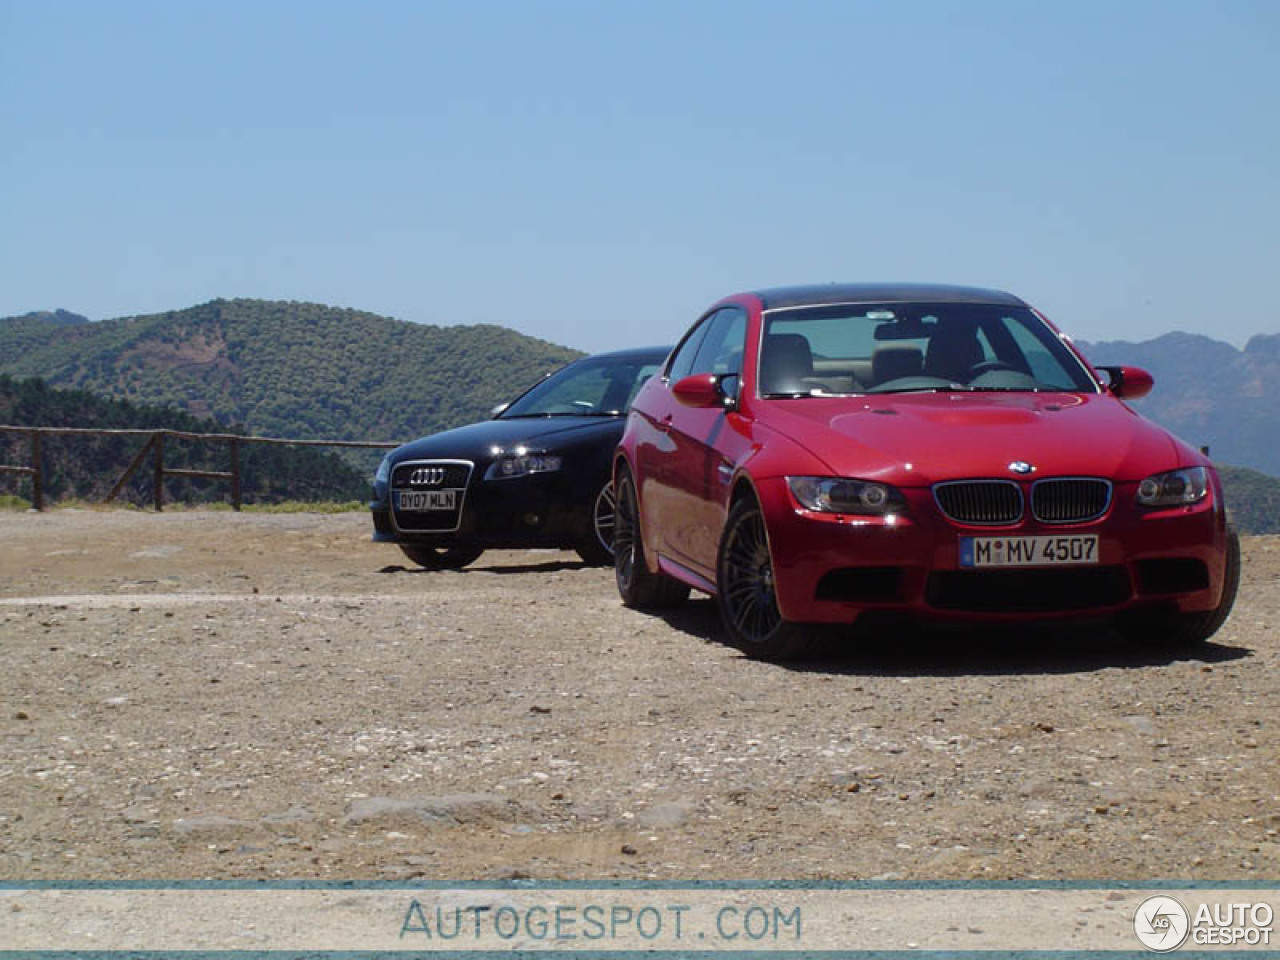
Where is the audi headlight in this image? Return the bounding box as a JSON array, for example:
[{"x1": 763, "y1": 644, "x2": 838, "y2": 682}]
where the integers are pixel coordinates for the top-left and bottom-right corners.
[
  {"x1": 485, "y1": 454, "x2": 563, "y2": 480},
  {"x1": 787, "y1": 476, "x2": 905, "y2": 515},
  {"x1": 373, "y1": 454, "x2": 392, "y2": 490},
  {"x1": 1136, "y1": 466, "x2": 1208, "y2": 507}
]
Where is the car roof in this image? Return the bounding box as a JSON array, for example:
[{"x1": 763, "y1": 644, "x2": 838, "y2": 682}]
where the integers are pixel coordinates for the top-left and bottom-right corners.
[
  {"x1": 749, "y1": 283, "x2": 1028, "y2": 310},
  {"x1": 585, "y1": 345, "x2": 672, "y2": 359}
]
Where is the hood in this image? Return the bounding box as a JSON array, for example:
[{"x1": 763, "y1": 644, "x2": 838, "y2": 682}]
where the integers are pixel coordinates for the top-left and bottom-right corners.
[
  {"x1": 391, "y1": 415, "x2": 621, "y2": 462},
  {"x1": 759, "y1": 392, "x2": 1191, "y2": 485}
]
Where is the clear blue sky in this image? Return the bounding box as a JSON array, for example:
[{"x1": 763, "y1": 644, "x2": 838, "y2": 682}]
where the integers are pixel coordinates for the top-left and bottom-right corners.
[{"x1": 2, "y1": 0, "x2": 1276, "y2": 352}]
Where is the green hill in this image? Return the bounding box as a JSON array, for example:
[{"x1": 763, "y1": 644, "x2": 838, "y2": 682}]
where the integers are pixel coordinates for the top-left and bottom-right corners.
[
  {"x1": 1220, "y1": 464, "x2": 1280, "y2": 535},
  {"x1": 0, "y1": 376, "x2": 367, "y2": 506},
  {"x1": 0, "y1": 299, "x2": 582, "y2": 443}
]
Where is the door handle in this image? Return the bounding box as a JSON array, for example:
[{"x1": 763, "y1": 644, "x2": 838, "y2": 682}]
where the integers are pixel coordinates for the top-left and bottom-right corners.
[{"x1": 655, "y1": 414, "x2": 673, "y2": 433}]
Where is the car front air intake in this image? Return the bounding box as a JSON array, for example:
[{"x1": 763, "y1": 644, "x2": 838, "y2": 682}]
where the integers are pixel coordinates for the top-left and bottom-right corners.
[{"x1": 933, "y1": 480, "x2": 1023, "y2": 525}]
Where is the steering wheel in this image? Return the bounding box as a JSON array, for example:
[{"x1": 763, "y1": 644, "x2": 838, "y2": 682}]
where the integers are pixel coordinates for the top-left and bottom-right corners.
[
  {"x1": 571, "y1": 400, "x2": 596, "y2": 410},
  {"x1": 968, "y1": 359, "x2": 1020, "y2": 377}
]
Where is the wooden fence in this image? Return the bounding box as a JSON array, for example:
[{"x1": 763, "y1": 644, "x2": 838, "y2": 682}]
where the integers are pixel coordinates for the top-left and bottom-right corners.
[{"x1": 0, "y1": 426, "x2": 398, "y2": 511}]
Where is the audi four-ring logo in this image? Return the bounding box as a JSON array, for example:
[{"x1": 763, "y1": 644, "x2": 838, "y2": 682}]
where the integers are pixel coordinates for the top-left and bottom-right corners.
[{"x1": 408, "y1": 467, "x2": 447, "y2": 486}]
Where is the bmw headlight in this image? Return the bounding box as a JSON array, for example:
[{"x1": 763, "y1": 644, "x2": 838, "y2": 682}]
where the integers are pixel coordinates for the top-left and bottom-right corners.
[
  {"x1": 787, "y1": 476, "x2": 905, "y2": 515},
  {"x1": 1136, "y1": 466, "x2": 1208, "y2": 507},
  {"x1": 485, "y1": 454, "x2": 563, "y2": 480}
]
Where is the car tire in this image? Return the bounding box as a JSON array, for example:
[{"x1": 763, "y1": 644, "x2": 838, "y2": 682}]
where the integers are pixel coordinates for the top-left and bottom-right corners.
[
  {"x1": 398, "y1": 544, "x2": 484, "y2": 570},
  {"x1": 716, "y1": 497, "x2": 813, "y2": 661},
  {"x1": 1117, "y1": 527, "x2": 1241, "y2": 646},
  {"x1": 613, "y1": 467, "x2": 689, "y2": 609},
  {"x1": 575, "y1": 482, "x2": 616, "y2": 566}
]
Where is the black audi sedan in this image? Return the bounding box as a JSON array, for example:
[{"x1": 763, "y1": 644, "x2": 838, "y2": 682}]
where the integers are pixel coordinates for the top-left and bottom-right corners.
[{"x1": 370, "y1": 346, "x2": 670, "y2": 569}]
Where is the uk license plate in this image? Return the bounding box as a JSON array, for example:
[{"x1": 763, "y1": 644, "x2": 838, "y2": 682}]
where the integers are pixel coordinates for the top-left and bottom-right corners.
[
  {"x1": 395, "y1": 489, "x2": 457, "y2": 512},
  {"x1": 960, "y1": 535, "x2": 1098, "y2": 568}
]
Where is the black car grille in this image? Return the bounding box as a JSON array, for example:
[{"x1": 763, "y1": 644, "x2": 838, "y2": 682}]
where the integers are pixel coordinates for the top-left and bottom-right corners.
[
  {"x1": 1031, "y1": 478, "x2": 1112, "y2": 524},
  {"x1": 926, "y1": 566, "x2": 1132, "y2": 612},
  {"x1": 391, "y1": 462, "x2": 472, "y2": 489},
  {"x1": 933, "y1": 480, "x2": 1023, "y2": 525},
  {"x1": 391, "y1": 460, "x2": 473, "y2": 532}
]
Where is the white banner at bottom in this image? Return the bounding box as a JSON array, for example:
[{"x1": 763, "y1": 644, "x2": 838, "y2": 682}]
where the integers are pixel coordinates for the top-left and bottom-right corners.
[{"x1": 1, "y1": 886, "x2": 1277, "y2": 953}]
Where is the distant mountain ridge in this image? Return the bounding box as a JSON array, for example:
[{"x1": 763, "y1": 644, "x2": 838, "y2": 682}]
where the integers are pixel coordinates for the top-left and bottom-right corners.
[
  {"x1": 1077, "y1": 331, "x2": 1280, "y2": 476},
  {"x1": 9, "y1": 308, "x2": 89, "y2": 326},
  {"x1": 0, "y1": 299, "x2": 582, "y2": 444}
]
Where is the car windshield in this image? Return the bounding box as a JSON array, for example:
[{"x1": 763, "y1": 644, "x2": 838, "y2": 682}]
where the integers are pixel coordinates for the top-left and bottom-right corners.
[
  {"x1": 499, "y1": 353, "x2": 667, "y2": 418},
  {"x1": 758, "y1": 302, "x2": 1099, "y2": 397}
]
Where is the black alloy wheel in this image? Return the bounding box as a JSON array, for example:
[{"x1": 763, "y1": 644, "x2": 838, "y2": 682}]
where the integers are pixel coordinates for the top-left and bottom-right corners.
[
  {"x1": 576, "y1": 482, "x2": 616, "y2": 566},
  {"x1": 716, "y1": 498, "x2": 812, "y2": 660},
  {"x1": 613, "y1": 467, "x2": 689, "y2": 608},
  {"x1": 398, "y1": 544, "x2": 484, "y2": 570}
]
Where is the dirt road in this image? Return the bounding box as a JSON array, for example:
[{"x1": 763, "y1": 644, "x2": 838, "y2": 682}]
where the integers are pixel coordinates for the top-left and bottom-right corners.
[{"x1": 1, "y1": 509, "x2": 1276, "y2": 880}]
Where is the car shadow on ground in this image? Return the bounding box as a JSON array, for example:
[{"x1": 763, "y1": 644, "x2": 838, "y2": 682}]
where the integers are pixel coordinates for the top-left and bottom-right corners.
[
  {"x1": 378, "y1": 560, "x2": 597, "y2": 575},
  {"x1": 651, "y1": 597, "x2": 1251, "y2": 678},
  {"x1": 469, "y1": 560, "x2": 601, "y2": 575}
]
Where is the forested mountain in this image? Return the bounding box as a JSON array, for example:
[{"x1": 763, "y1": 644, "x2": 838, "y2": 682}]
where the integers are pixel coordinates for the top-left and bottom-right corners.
[
  {"x1": 1078, "y1": 332, "x2": 1280, "y2": 477},
  {"x1": 0, "y1": 299, "x2": 582, "y2": 443},
  {"x1": 0, "y1": 376, "x2": 367, "y2": 505},
  {"x1": 1218, "y1": 465, "x2": 1280, "y2": 535},
  {"x1": 9, "y1": 309, "x2": 89, "y2": 327}
]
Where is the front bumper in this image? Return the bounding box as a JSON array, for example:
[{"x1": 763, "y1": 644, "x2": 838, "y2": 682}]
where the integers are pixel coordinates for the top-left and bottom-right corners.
[
  {"x1": 756, "y1": 477, "x2": 1231, "y2": 625},
  {"x1": 370, "y1": 471, "x2": 597, "y2": 549}
]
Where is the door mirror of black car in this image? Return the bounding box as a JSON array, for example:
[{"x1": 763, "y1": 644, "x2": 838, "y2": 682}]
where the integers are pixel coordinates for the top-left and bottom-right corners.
[
  {"x1": 1096, "y1": 365, "x2": 1154, "y2": 400},
  {"x1": 491, "y1": 401, "x2": 511, "y2": 418},
  {"x1": 672, "y1": 373, "x2": 736, "y2": 410}
]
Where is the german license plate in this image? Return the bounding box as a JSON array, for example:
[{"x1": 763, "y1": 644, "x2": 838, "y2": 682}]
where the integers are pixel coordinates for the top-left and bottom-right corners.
[
  {"x1": 960, "y1": 535, "x2": 1098, "y2": 568},
  {"x1": 395, "y1": 489, "x2": 457, "y2": 512}
]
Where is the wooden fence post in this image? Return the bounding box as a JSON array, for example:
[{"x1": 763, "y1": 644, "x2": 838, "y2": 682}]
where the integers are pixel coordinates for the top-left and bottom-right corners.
[
  {"x1": 2, "y1": 425, "x2": 400, "y2": 512},
  {"x1": 152, "y1": 431, "x2": 165, "y2": 512},
  {"x1": 30, "y1": 430, "x2": 44, "y2": 512},
  {"x1": 105, "y1": 434, "x2": 156, "y2": 504},
  {"x1": 230, "y1": 437, "x2": 242, "y2": 511}
]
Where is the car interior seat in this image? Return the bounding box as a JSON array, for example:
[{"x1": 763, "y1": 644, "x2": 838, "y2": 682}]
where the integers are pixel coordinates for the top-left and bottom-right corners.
[
  {"x1": 760, "y1": 334, "x2": 815, "y2": 394},
  {"x1": 924, "y1": 323, "x2": 985, "y2": 383},
  {"x1": 871, "y1": 345, "x2": 924, "y2": 384}
]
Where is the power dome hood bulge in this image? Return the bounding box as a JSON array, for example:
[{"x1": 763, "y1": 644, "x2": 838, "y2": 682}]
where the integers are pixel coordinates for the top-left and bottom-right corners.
[{"x1": 759, "y1": 392, "x2": 1188, "y2": 486}]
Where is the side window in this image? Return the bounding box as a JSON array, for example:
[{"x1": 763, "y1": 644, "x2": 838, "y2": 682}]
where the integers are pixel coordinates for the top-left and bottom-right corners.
[
  {"x1": 691, "y1": 307, "x2": 746, "y2": 376},
  {"x1": 666, "y1": 312, "x2": 717, "y2": 382}
]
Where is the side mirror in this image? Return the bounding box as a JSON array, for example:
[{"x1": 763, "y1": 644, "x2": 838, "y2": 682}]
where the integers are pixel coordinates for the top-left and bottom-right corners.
[
  {"x1": 491, "y1": 401, "x2": 510, "y2": 417},
  {"x1": 672, "y1": 373, "x2": 734, "y2": 410},
  {"x1": 1097, "y1": 365, "x2": 1154, "y2": 400}
]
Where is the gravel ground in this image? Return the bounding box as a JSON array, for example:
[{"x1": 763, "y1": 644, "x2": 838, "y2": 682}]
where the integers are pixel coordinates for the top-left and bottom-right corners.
[{"x1": 1, "y1": 509, "x2": 1277, "y2": 881}]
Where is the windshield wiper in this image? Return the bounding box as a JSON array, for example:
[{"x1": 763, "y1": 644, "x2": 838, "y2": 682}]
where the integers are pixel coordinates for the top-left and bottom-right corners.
[
  {"x1": 501, "y1": 411, "x2": 622, "y2": 419},
  {"x1": 867, "y1": 386, "x2": 958, "y2": 395}
]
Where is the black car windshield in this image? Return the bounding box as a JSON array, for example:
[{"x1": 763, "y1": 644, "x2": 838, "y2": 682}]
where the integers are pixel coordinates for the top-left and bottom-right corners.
[
  {"x1": 758, "y1": 303, "x2": 1099, "y2": 397},
  {"x1": 499, "y1": 353, "x2": 667, "y2": 418}
]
